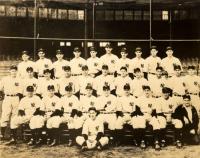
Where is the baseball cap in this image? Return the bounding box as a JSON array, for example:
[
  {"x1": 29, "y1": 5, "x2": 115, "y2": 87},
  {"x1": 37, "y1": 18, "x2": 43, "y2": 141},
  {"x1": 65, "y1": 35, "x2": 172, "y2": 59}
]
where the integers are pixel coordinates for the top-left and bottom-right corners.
[
  {"x1": 26, "y1": 86, "x2": 34, "y2": 92},
  {"x1": 21, "y1": 50, "x2": 30, "y2": 56},
  {"x1": 62, "y1": 66, "x2": 71, "y2": 71},
  {"x1": 124, "y1": 83, "x2": 130, "y2": 90},
  {"x1": 166, "y1": 46, "x2": 173, "y2": 51},
  {"x1": 135, "y1": 47, "x2": 142, "y2": 52},
  {"x1": 102, "y1": 64, "x2": 109, "y2": 70},
  {"x1": 162, "y1": 87, "x2": 172, "y2": 94},
  {"x1": 103, "y1": 84, "x2": 110, "y2": 91},
  {"x1": 156, "y1": 66, "x2": 163, "y2": 71},
  {"x1": 65, "y1": 85, "x2": 73, "y2": 92},
  {"x1": 142, "y1": 85, "x2": 151, "y2": 90},
  {"x1": 174, "y1": 65, "x2": 181, "y2": 70},
  {"x1": 56, "y1": 49, "x2": 63, "y2": 55},
  {"x1": 81, "y1": 65, "x2": 89, "y2": 71},
  {"x1": 90, "y1": 46, "x2": 96, "y2": 52},
  {"x1": 86, "y1": 83, "x2": 93, "y2": 90},
  {"x1": 105, "y1": 42, "x2": 112, "y2": 48},
  {"x1": 47, "y1": 85, "x2": 55, "y2": 91},
  {"x1": 133, "y1": 68, "x2": 141, "y2": 73},
  {"x1": 26, "y1": 67, "x2": 34, "y2": 72},
  {"x1": 150, "y1": 45, "x2": 157, "y2": 50},
  {"x1": 73, "y1": 47, "x2": 81, "y2": 52},
  {"x1": 120, "y1": 66, "x2": 127, "y2": 71},
  {"x1": 188, "y1": 65, "x2": 195, "y2": 70},
  {"x1": 183, "y1": 94, "x2": 191, "y2": 100},
  {"x1": 121, "y1": 47, "x2": 127, "y2": 53},
  {"x1": 43, "y1": 69, "x2": 51, "y2": 74},
  {"x1": 10, "y1": 65, "x2": 18, "y2": 70}
]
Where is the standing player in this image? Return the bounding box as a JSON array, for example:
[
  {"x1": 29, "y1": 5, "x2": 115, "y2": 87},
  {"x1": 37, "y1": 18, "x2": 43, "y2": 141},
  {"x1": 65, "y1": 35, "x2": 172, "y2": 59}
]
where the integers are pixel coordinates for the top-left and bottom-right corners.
[
  {"x1": 170, "y1": 65, "x2": 187, "y2": 104},
  {"x1": 22, "y1": 67, "x2": 38, "y2": 96},
  {"x1": 70, "y1": 47, "x2": 86, "y2": 76},
  {"x1": 86, "y1": 46, "x2": 101, "y2": 78},
  {"x1": 114, "y1": 66, "x2": 132, "y2": 97},
  {"x1": 57, "y1": 66, "x2": 79, "y2": 96},
  {"x1": 100, "y1": 43, "x2": 119, "y2": 75},
  {"x1": 116, "y1": 47, "x2": 132, "y2": 77},
  {"x1": 52, "y1": 49, "x2": 70, "y2": 79},
  {"x1": 145, "y1": 46, "x2": 161, "y2": 80},
  {"x1": 184, "y1": 66, "x2": 200, "y2": 114},
  {"x1": 0, "y1": 65, "x2": 23, "y2": 141},
  {"x1": 131, "y1": 68, "x2": 148, "y2": 98},
  {"x1": 17, "y1": 50, "x2": 35, "y2": 79},
  {"x1": 95, "y1": 65, "x2": 115, "y2": 96},
  {"x1": 131, "y1": 47, "x2": 146, "y2": 77},
  {"x1": 161, "y1": 46, "x2": 182, "y2": 77},
  {"x1": 35, "y1": 48, "x2": 53, "y2": 79},
  {"x1": 78, "y1": 65, "x2": 96, "y2": 96},
  {"x1": 76, "y1": 107, "x2": 109, "y2": 151},
  {"x1": 36, "y1": 69, "x2": 58, "y2": 98}
]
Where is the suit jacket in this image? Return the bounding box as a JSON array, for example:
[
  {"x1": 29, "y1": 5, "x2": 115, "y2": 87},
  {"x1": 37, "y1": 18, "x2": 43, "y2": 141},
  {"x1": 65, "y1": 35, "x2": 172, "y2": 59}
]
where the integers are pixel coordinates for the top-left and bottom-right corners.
[{"x1": 172, "y1": 104, "x2": 199, "y2": 131}]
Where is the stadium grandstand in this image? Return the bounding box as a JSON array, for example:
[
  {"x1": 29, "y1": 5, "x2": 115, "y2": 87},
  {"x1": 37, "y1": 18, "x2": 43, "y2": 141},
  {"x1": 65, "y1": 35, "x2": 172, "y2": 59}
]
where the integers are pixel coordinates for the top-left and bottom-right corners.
[{"x1": 0, "y1": 0, "x2": 200, "y2": 78}]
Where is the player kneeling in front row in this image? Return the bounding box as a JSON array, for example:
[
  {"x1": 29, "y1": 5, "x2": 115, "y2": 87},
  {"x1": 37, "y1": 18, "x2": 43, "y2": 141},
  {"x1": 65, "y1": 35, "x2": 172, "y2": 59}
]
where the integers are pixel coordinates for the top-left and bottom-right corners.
[
  {"x1": 76, "y1": 107, "x2": 109, "y2": 151},
  {"x1": 6, "y1": 86, "x2": 45, "y2": 145}
]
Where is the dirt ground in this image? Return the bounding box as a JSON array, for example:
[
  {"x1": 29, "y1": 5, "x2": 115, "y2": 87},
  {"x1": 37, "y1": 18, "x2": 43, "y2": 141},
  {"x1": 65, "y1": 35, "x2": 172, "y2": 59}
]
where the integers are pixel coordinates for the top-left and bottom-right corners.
[{"x1": 1, "y1": 143, "x2": 200, "y2": 158}]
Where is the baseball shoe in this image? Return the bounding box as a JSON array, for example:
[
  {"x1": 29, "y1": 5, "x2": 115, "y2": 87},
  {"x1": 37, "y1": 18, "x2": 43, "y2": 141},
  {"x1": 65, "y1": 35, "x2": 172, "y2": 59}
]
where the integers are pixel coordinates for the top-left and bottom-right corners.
[
  {"x1": 27, "y1": 139, "x2": 35, "y2": 146},
  {"x1": 4, "y1": 138, "x2": 16, "y2": 145},
  {"x1": 154, "y1": 141, "x2": 161, "y2": 151},
  {"x1": 140, "y1": 140, "x2": 146, "y2": 149},
  {"x1": 176, "y1": 140, "x2": 182, "y2": 149},
  {"x1": 49, "y1": 139, "x2": 57, "y2": 147}
]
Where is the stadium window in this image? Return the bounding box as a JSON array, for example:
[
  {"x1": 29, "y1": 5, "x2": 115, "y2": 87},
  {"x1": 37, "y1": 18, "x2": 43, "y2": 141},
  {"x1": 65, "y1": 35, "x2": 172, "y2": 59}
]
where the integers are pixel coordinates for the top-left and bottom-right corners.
[
  {"x1": 0, "y1": 5, "x2": 6, "y2": 16},
  {"x1": 39, "y1": 8, "x2": 48, "y2": 18},
  {"x1": 87, "y1": 42, "x2": 93, "y2": 47},
  {"x1": 117, "y1": 42, "x2": 126, "y2": 46},
  {"x1": 68, "y1": 10, "x2": 78, "y2": 20},
  {"x1": 134, "y1": 10, "x2": 142, "y2": 20},
  {"x1": 78, "y1": 10, "x2": 84, "y2": 20},
  {"x1": 115, "y1": 10, "x2": 123, "y2": 21},
  {"x1": 153, "y1": 11, "x2": 162, "y2": 20},
  {"x1": 173, "y1": 10, "x2": 180, "y2": 20},
  {"x1": 162, "y1": 11, "x2": 169, "y2": 20},
  {"x1": 60, "y1": 42, "x2": 65, "y2": 46},
  {"x1": 124, "y1": 10, "x2": 133, "y2": 21},
  {"x1": 58, "y1": 9, "x2": 67, "y2": 20},
  {"x1": 105, "y1": 10, "x2": 114, "y2": 21},
  {"x1": 48, "y1": 8, "x2": 57, "y2": 19},
  {"x1": 143, "y1": 10, "x2": 150, "y2": 20},
  {"x1": 28, "y1": 7, "x2": 35, "y2": 18},
  {"x1": 180, "y1": 10, "x2": 188, "y2": 20},
  {"x1": 66, "y1": 42, "x2": 71, "y2": 46},
  {"x1": 16, "y1": 7, "x2": 27, "y2": 17},
  {"x1": 96, "y1": 10, "x2": 104, "y2": 21},
  {"x1": 100, "y1": 42, "x2": 109, "y2": 47}
]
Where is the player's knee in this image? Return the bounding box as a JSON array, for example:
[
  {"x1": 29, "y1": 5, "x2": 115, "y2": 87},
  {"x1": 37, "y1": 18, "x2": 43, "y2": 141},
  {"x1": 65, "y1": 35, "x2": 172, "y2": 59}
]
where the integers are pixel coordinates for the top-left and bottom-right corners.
[
  {"x1": 173, "y1": 119, "x2": 183, "y2": 129},
  {"x1": 99, "y1": 137, "x2": 109, "y2": 146},
  {"x1": 76, "y1": 136, "x2": 85, "y2": 145}
]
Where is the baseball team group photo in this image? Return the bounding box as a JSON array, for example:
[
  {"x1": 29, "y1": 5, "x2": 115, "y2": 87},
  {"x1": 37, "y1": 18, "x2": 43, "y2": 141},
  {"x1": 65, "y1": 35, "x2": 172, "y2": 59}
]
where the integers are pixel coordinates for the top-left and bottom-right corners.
[{"x1": 0, "y1": 0, "x2": 200, "y2": 158}]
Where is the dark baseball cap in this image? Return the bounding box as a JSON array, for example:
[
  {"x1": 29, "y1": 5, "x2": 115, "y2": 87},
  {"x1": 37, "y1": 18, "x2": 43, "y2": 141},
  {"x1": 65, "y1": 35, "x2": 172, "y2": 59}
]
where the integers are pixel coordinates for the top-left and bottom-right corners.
[
  {"x1": 183, "y1": 94, "x2": 191, "y2": 100},
  {"x1": 65, "y1": 85, "x2": 73, "y2": 92},
  {"x1": 162, "y1": 87, "x2": 172, "y2": 94},
  {"x1": 56, "y1": 49, "x2": 63, "y2": 55},
  {"x1": 86, "y1": 83, "x2": 93, "y2": 90},
  {"x1": 21, "y1": 50, "x2": 30, "y2": 56},
  {"x1": 150, "y1": 45, "x2": 157, "y2": 50},
  {"x1": 62, "y1": 66, "x2": 71, "y2": 71},
  {"x1": 102, "y1": 64, "x2": 109, "y2": 70},
  {"x1": 47, "y1": 85, "x2": 55, "y2": 91},
  {"x1": 105, "y1": 42, "x2": 112, "y2": 48},
  {"x1": 26, "y1": 67, "x2": 34, "y2": 72},
  {"x1": 73, "y1": 47, "x2": 81, "y2": 52},
  {"x1": 121, "y1": 47, "x2": 127, "y2": 53},
  {"x1": 135, "y1": 47, "x2": 142, "y2": 52},
  {"x1": 90, "y1": 46, "x2": 96, "y2": 52},
  {"x1": 26, "y1": 86, "x2": 34, "y2": 92},
  {"x1": 81, "y1": 65, "x2": 89, "y2": 71},
  {"x1": 43, "y1": 69, "x2": 51, "y2": 74},
  {"x1": 124, "y1": 83, "x2": 130, "y2": 90},
  {"x1": 166, "y1": 46, "x2": 173, "y2": 51},
  {"x1": 188, "y1": 65, "x2": 195, "y2": 70},
  {"x1": 10, "y1": 65, "x2": 18, "y2": 70},
  {"x1": 142, "y1": 85, "x2": 151, "y2": 90}
]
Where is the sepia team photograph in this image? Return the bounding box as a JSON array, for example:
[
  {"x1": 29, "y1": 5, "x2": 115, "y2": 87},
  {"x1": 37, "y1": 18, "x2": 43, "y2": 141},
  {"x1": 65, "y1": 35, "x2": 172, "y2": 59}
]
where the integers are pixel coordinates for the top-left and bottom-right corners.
[{"x1": 0, "y1": 0, "x2": 200, "y2": 158}]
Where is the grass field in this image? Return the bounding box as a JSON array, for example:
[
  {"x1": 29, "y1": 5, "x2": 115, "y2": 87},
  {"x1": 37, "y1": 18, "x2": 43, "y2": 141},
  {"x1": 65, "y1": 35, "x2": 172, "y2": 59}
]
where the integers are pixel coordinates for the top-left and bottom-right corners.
[{"x1": 1, "y1": 143, "x2": 200, "y2": 158}]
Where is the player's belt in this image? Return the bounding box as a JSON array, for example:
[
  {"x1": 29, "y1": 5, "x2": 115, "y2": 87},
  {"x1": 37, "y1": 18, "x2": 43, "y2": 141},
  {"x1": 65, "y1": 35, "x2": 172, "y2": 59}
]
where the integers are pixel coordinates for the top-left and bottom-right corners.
[
  {"x1": 108, "y1": 72, "x2": 114, "y2": 75},
  {"x1": 80, "y1": 93, "x2": 86, "y2": 96},
  {"x1": 38, "y1": 75, "x2": 45, "y2": 77},
  {"x1": 6, "y1": 94, "x2": 17, "y2": 97},
  {"x1": 148, "y1": 72, "x2": 156, "y2": 75},
  {"x1": 173, "y1": 93, "x2": 184, "y2": 97},
  {"x1": 188, "y1": 93, "x2": 198, "y2": 95},
  {"x1": 152, "y1": 95, "x2": 161, "y2": 98},
  {"x1": 72, "y1": 73, "x2": 82, "y2": 76}
]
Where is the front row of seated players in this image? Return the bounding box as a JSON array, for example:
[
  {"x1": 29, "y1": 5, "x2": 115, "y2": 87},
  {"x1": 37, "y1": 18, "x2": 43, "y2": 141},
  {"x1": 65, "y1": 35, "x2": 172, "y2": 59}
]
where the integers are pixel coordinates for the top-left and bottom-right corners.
[{"x1": 4, "y1": 84, "x2": 199, "y2": 151}]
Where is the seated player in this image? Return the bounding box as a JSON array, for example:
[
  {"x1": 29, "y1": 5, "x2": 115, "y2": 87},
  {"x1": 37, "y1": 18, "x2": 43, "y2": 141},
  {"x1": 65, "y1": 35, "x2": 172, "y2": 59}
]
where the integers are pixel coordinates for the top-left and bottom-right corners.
[
  {"x1": 7, "y1": 86, "x2": 45, "y2": 145},
  {"x1": 76, "y1": 107, "x2": 109, "y2": 151},
  {"x1": 42, "y1": 85, "x2": 62, "y2": 146},
  {"x1": 60, "y1": 85, "x2": 84, "y2": 146},
  {"x1": 172, "y1": 95, "x2": 199, "y2": 146},
  {"x1": 115, "y1": 83, "x2": 136, "y2": 146},
  {"x1": 130, "y1": 85, "x2": 154, "y2": 149}
]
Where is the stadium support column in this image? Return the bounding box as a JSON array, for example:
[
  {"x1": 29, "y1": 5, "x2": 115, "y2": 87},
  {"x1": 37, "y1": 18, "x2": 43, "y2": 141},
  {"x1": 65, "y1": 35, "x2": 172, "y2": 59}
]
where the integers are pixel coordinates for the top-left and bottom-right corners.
[
  {"x1": 34, "y1": 0, "x2": 37, "y2": 61},
  {"x1": 84, "y1": 1, "x2": 88, "y2": 59},
  {"x1": 149, "y1": 0, "x2": 152, "y2": 48}
]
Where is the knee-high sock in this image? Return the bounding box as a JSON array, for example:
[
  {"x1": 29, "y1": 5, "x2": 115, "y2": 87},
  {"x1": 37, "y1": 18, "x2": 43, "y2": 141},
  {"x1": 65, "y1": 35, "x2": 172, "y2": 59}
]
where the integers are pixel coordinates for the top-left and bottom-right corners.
[
  {"x1": 115, "y1": 129, "x2": 123, "y2": 143},
  {"x1": 159, "y1": 128, "x2": 166, "y2": 141},
  {"x1": 1, "y1": 127, "x2": 6, "y2": 138},
  {"x1": 153, "y1": 129, "x2": 160, "y2": 142},
  {"x1": 10, "y1": 129, "x2": 17, "y2": 140},
  {"x1": 175, "y1": 128, "x2": 182, "y2": 141}
]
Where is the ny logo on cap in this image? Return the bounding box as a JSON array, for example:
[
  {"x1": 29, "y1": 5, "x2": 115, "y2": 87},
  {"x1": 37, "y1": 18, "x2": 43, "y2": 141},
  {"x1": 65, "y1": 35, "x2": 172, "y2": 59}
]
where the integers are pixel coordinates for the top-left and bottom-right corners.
[
  {"x1": 90, "y1": 102, "x2": 94, "y2": 106},
  {"x1": 94, "y1": 63, "x2": 98, "y2": 67},
  {"x1": 78, "y1": 63, "x2": 82, "y2": 67},
  {"x1": 15, "y1": 82, "x2": 19, "y2": 86},
  {"x1": 111, "y1": 60, "x2": 115, "y2": 64},
  {"x1": 169, "y1": 104, "x2": 173, "y2": 109},
  {"x1": 31, "y1": 103, "x2": 35, "y2": 107},
  {"x1": 107, "y1": 101, "x2": 111, "y2": 105},
  {"x1": 69, "y1": 102, "x2": 73, "y2": 107},
  {"x1": 95, "y1": 126, "x2": 99, "y2": 131},
  {"x1": 52, "y1": 102, "x2": 56, "y2": 107},
  {"x1": 125, "y1": 64, "x2": 129, "y2": 68},
  {"x1": 148, "y1": 104, "x2": 152, "y2": 108},
  {"x1": 44, "y1": 64, "x2": 49, "y2": 68},
  {"x1": 130, "y1": 102, "x2": 134, "y2": 106}
]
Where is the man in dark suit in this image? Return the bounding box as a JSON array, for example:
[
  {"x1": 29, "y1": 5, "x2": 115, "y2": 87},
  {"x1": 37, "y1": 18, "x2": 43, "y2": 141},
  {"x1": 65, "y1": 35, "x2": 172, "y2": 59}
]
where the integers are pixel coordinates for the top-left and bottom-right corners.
[{"x1": 172, "y1": 94, "x2": 199, "y2": 146}]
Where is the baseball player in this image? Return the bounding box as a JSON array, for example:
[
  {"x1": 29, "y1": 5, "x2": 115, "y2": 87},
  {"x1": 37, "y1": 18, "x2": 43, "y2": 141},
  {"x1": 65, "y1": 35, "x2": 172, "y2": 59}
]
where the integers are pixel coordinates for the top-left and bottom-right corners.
[
  {"x1": 161, "y1": 46, "x2": 182, "y2": 77},
  {"x1": 86, "y1": 46, "x2": 101, "y2": 77},
  {"x1": 52, "y1": 49, "x2": 70, "y2": 79},
  {"x1": 78, "y1": 65, "x2": 96, "y2": 96},
  {"x1": 60, "y1": 85, "x2": 83, "y2": 146},
  {"x1": 157, "y1": 87, "x2": 183, "y2": 148},
  {"x1": 148, "y1": 66, "x2": 165, "y2": 98},
  {"x1": 95, "y1": 65, "x2": 115, "y2": 96},
  {"x1": 161, "y1": 71, "x2": 172, "y2": 89},
  {"x1": 115, "y1": 83, "x2": 137, "y2": 145},
  {"x1": 145, "y1": 46, "x2": 161, "y2": 80},
  {"x1": 184, "y1": 66, "x2": 200, "y2": 115},
  {"x1": 170, "y1": 65, "x2": 187, "y2": 104},
  {"x1": 43, "y1": 85, "x2": 62, "y2": 146},
  {"x1": 76, "y1": 107, "x2": 109, "y2": 151},
  {"x1": 57, "y1": 66, "x2": 79, "y2": 96},
  {"x1": 70, "y1": 47, "x2": 86, "y2": 76},
  {"x1": 131, "y1": 47, "x2": 146, "y2": 78},
  {"x1": 114, "y1": 66, "x2": 132, "y2": 97},
  {"x1": 35, "y1": 48, "x2": 53, "y2": 79},
  {"x1": 36, "y1": 69, "x2": 58, "y2": 98},
  {"x1": 100, "y1": 43, "x2": 119, "y2": 75},
  {"x1": 116, "y1": 47, "x2": 132, "y2": 76},
  {"x1": 131, "y1": 68, "x2": 148, "y2": 98},
  {"x1": 96, "y1": 84, "x2": 118, "y2": 144},
  {"x1": 80, "y1": 84, "x2": 97, "y2": 115},
  {"x1": 17, "y1": 50, "x2": 36, "y2": 79},
  {"x1": 0, "y1": 65, "x2": 23, "y2": 141},
  {"x1": 22, "y1": 67, "x2": 38, "y2": 96},
  {"x1": 7, "y1": 86, "x2": 45, "y2": 145},
  {"x1": 130, "y1": 85, "x2": 154, "y2": 149}
]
